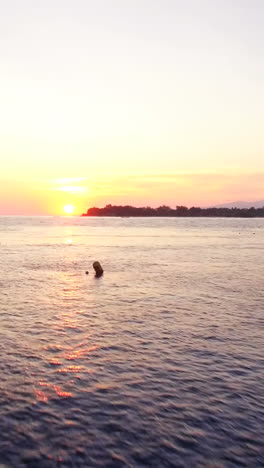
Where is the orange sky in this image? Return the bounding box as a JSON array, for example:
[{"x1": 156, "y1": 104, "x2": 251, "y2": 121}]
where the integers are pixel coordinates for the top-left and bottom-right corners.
[
  {"x1": 1, "y1": 171, "x2": 264, "y2": 216},
  {"x1": 1, "y1": 1, "x2": 263, "y2": 215}
]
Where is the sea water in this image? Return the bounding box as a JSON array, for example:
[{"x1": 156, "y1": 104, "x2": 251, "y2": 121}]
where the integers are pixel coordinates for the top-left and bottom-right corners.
[{"x1": 0, "y1": 216, "x2": 263, "y2": 467}]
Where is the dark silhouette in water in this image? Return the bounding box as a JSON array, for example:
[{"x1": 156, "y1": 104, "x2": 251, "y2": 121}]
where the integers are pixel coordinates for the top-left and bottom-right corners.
[
  {"x1": 81, "y1": 204, "x2": 264, "y2": 218},
  {"x1": 93, "y1": 261, "x2": 104, "y2": 277}
]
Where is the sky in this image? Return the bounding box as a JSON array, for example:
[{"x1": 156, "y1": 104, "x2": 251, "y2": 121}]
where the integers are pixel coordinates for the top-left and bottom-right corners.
[{"x1": 0, "y1": 0, "x2": 263, "y2": 214}]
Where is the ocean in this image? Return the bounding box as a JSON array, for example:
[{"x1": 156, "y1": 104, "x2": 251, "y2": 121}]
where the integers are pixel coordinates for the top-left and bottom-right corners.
[{"x1": 0, "y1": 216, "x2": 263, "y2": 467}]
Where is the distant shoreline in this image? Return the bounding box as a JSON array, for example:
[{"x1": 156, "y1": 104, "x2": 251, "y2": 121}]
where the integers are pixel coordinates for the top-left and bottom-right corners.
[{"x1": 81, "y1": 204, "x2": 264, "y2": 218}]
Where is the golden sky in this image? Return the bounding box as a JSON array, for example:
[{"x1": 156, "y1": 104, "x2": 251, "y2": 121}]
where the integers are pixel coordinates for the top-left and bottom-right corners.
[{"x1": 1, "y1": 1, "x2": 263, "y2": 214}]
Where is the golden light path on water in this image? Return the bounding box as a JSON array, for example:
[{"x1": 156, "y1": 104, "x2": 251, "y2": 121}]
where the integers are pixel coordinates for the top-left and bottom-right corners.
[{"x1": 36, "y1": 270, "x2": 98, "y2": 403}]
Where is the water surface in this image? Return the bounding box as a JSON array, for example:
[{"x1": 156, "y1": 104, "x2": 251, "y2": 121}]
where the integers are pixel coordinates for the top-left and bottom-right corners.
[{"x1": 1, "y1": 217, "x2": 264, "y2": 467}]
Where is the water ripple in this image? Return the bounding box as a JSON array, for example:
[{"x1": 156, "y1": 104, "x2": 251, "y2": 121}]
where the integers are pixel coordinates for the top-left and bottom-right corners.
[{"x1": 0, "y1": 217, "x2": 264, "y2": 467}]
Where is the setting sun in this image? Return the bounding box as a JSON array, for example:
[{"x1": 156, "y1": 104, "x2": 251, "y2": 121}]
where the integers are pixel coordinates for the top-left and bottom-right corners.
[{"x1": 63, "y1": 204, "x2": 75, "y2": 214}]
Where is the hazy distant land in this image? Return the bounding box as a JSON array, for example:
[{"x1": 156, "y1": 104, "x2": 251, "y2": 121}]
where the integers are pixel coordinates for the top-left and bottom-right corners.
[{"x1": 82, "y1": 204, "x2": 264, "y2": 218}]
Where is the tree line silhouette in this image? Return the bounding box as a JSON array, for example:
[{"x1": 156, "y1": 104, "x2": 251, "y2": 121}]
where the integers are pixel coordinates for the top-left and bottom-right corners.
[{"x1": 82, "y1": 204, "x2": 264, "y2": 217}]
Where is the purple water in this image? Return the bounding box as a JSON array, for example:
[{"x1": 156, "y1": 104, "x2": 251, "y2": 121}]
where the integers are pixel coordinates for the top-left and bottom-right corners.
[{"x1": 0, "y1": 216, "x2": 264, "y2": 467}]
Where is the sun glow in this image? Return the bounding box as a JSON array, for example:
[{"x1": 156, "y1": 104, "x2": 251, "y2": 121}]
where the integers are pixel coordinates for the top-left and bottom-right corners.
[{"x1": 63, "y1": 204, "x2": 75, "y2": 214}]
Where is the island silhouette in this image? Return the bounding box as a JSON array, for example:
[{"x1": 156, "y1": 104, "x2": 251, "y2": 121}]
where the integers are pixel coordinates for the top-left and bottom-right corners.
[{"x1": 82, "y1": 204, "x2": 264, "y2": 218}]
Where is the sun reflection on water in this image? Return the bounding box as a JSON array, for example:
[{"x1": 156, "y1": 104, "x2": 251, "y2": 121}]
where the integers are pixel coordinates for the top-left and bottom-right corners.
[
  {"x1": 34, "y1": 271, "x2": 98, "y2": 403},
  {"x1": 37, "y1": 382, "x2": 73, "y2": 399}
]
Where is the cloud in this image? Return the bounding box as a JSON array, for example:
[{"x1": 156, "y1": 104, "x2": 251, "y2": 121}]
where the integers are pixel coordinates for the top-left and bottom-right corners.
[
  {"x1": 55, "y1": 185, "x2": 88, "y2": 193},
  {"x1": 53, "y1": 178, "x2": 87, "y2": 184}
]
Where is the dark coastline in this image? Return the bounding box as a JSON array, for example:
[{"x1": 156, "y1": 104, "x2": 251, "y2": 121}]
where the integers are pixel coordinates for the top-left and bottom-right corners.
[{"x1": 82, "y1": 204, "x2": 264, "y2": 218}]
